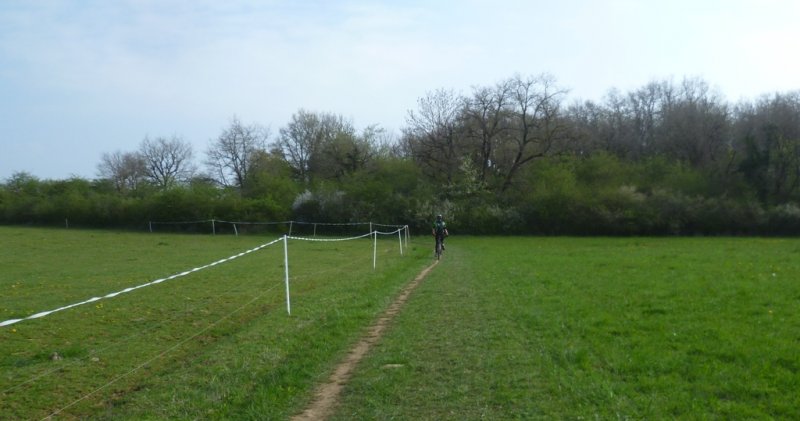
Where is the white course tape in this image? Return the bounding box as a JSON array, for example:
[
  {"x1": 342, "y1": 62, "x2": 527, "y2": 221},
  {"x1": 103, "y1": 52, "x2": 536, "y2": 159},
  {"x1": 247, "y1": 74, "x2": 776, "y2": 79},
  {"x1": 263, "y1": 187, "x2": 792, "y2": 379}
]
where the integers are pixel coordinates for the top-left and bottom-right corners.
[
  {"x1": 288, "y1": 228, "x2": 404, "y2": 242},
  {"x1": 292, "y1": 221, "x2": 370, "y2": 226},
  {"x1": 374, "y1": 228, "x2": 403, "y2": 235},
  {"x1": 215, "y1": 219, "x2": 292, "y2": 226},
  {"x1": 0, "y1": 237, "x2": 284, "y2": 328},
  {"x1": 287, "y1": 232, "x2": 374, "y2": 242}
]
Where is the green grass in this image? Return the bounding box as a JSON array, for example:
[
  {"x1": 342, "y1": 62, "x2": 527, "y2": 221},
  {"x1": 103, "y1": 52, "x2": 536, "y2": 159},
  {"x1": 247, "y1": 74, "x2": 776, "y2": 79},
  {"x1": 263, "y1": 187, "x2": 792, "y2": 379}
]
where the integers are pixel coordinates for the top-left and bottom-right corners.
[
  {"x1": 0, "y1": 226, "x2": 426, "y2": 419},
  {"x1": 4, "y1": 230, "x2": 800, "y2": 419},
  {"x1": 333, "y1": 237, "x2": 800, "y2": 419}
]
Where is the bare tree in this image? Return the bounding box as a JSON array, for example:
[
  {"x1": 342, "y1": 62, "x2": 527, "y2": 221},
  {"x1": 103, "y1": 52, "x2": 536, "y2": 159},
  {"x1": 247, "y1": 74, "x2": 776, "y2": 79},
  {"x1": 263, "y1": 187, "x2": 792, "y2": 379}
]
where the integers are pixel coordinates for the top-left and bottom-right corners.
[
  {"x1": 403, "y1": 89, "x2": 465, "y2": 184},
  {"x1": 625, "y1": 81, "x2": 664, "y2": 158},
  {"x1": 97, "y1": 151, "x2": 147, "y2": 193},
  {"x1": 497, "y1": 74, "x2": 569, "y2": 192},
  {"x1": 139, "y1": 135, "x2": 195, "y2": 189},
  {"x1": 463, "y1": 80, "x2": 513, "y2": 184},
  {"x1": 734, "y1": 91, "x2": 800, "y2": 202},
  {"x1": 656, "y1": 78, "x2": 729, "y2": 168},
  {"x1": 570, "y1": 77, "x2": 731, "y2": 166},
  {"x1": 564, "y1": 99, "x2": 615, "y2": 156},
  {"x1": 205, "y1": 117, "x2": 267, "y2": 189}
]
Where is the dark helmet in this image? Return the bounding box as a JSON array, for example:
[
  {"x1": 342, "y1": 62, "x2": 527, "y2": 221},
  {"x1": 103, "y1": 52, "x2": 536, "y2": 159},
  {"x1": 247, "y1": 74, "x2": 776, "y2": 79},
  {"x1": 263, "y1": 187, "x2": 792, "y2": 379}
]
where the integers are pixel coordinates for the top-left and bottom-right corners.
[{"x1": 436, "y1": 214, "x2": 443, "y2": 221}]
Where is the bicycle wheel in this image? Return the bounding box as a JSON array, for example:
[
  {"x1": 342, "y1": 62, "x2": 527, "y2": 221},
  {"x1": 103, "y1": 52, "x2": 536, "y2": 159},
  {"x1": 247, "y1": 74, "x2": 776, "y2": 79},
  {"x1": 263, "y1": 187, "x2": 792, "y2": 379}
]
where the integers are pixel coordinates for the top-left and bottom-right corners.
[{"x1": 435, "y1": 238, "x2": 442, "y2": 260}]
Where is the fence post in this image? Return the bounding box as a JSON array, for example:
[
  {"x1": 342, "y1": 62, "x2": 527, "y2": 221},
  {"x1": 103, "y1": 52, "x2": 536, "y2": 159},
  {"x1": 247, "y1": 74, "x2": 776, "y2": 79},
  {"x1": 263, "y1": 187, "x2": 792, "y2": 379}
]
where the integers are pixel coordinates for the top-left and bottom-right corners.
[
  {"x1": 233, "y1": 223, "x2": 238, "y2": 237},
  {"x1": 398, "y1": 229, "x2": 403, "y2": 256},
  {"x1": 289, "y1": 221, "x2": 294, "y2": 236},
  {"x1": 283, "y1": 235, "x2": 291, "y2": 315},
  {"x1": 212, "y1": 219, "x2": 216, "y2": 236},
  {"x1": 149, "y1": 221, "x2": 153, "y2": 233},
  {"x1": 373, "y1": 230, "x2": 377, "y2": 270}
]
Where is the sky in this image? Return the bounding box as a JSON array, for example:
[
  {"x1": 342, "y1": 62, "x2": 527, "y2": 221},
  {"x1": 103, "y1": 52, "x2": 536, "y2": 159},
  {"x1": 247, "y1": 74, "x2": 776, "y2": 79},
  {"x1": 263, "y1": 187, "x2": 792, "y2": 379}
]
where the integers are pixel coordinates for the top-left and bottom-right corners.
[{"x1": 1, "y1": 0, "x2": 799, "y2": 181}]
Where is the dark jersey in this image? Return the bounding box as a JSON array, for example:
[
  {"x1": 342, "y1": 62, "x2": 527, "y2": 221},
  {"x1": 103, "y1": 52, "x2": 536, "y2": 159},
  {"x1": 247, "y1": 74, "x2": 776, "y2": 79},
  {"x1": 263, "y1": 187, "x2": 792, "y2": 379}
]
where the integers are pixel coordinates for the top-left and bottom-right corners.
[{"x1": 433, "y1": 221, "x2": 447, "y2": 236}]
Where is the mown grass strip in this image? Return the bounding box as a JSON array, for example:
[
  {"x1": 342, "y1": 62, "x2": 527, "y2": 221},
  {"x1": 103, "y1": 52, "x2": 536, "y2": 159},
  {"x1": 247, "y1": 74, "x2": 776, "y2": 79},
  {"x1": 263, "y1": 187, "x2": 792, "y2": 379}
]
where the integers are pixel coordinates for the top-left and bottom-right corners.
[{"x1": 333, "y1": 237, "x2": 800, "y2": 419}]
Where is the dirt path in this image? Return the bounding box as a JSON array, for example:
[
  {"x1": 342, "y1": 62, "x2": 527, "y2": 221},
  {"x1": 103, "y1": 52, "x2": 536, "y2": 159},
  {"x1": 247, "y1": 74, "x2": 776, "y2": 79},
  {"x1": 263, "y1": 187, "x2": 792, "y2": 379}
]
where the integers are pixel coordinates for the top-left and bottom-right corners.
[{"x1": 292, "y1": 260, "x2": 439, "y2": 421}]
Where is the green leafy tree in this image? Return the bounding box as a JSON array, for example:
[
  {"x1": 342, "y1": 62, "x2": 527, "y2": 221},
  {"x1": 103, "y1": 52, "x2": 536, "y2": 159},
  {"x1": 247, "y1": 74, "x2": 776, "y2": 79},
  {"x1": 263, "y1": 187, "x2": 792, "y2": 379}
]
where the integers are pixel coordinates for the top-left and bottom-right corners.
[
  {"x1": 276, "y1": 109, "x2": 371, "y2": 184},
  {"x1": 243, "y1": 150, "x2": 299, "y2": 220}
]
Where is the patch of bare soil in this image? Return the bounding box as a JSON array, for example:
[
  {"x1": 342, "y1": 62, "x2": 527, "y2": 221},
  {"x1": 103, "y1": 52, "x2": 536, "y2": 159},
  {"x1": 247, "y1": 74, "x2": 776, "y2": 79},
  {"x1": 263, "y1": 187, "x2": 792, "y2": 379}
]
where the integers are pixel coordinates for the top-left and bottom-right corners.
[{"x1": 291, "y1": 260, "x2": 439, "y2": 420}]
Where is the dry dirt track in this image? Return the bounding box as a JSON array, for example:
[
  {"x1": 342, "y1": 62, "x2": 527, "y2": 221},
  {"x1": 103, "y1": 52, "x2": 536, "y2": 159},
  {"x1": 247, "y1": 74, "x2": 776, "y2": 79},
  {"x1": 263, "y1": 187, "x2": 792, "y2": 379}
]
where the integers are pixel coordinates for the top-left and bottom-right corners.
[{"x1": 292, "y1": 260, "x2": 439, "y2": 420}]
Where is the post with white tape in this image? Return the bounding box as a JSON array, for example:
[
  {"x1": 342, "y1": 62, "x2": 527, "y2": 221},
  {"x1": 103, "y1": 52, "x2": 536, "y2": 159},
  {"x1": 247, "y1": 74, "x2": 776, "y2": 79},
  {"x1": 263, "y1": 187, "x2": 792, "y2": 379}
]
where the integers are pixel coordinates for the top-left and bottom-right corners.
[
  {"x1": 283, "y1": 235, "x2": 291, "y2": 315},
  {"x1": 233, "y1": 223, "x2": 239, "y2": 237},
  {"x1": 373, "y1": 230, "x2": 377, "y2": 270},
  {"x1": 398, "y1": 228, "x2": 403, "y2": 256},
  {"x1": 289, "y1": 221, "x2": 294, "y2": 236},
  {"x1": 212, "y1": 219, "x2": 216, "y2": 235},
  {"x1": 149, "y1": 221, "x2": 153, "y2": 233}
]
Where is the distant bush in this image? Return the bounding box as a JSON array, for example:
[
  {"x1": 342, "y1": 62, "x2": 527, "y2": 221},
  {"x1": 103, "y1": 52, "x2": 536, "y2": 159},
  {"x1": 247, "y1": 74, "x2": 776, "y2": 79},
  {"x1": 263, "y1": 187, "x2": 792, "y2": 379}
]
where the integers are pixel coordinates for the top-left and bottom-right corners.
[{"x1": 764, "y1": 203, "x2": 800, "y2": 235}]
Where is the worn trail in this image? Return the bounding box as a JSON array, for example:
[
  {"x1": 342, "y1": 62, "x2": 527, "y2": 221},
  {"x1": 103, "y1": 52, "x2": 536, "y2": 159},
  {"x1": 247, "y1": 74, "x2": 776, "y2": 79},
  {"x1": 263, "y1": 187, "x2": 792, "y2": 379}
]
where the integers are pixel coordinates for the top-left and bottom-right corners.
[{"x1": 292, "y1": 260, "x2": 439, "y2": 421}]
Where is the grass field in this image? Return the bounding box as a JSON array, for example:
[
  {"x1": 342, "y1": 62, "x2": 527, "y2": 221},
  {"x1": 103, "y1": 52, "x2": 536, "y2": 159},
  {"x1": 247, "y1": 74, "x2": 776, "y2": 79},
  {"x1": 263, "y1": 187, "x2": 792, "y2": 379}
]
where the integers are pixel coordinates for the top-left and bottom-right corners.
[
  {"x1": 2, "y1": 228, "x2": 799, "y2": 419},
  {"x1": 0, "y1": 226, "x2": 424, "y2": 419},
  {"x1": 335, "y1": 236, "x2": 800, "y2": 419}
]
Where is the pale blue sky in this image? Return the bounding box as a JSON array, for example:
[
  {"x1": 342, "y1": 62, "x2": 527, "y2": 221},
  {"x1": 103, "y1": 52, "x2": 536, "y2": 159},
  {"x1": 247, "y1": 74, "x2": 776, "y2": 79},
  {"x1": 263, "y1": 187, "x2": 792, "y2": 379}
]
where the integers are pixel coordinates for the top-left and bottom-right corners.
[{"x1": 1, "y1": 0, "x2": 798, "y2": 180}]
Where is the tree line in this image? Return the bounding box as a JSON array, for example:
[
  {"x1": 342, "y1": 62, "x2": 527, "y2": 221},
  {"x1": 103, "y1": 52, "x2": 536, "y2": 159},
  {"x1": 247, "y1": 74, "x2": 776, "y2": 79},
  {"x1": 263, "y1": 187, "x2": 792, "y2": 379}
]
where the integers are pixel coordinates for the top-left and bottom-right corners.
[{"x1": 3, "y1": 74, "x2": 800, "y2": 235}]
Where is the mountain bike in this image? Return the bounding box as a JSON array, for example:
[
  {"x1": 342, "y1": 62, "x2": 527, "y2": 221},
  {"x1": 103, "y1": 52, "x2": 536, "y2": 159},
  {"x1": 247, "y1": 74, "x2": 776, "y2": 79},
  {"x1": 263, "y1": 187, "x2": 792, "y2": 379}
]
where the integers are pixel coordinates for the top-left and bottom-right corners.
[{"x1": 434, "y1": 234, "x2": 444, "y2": 260}]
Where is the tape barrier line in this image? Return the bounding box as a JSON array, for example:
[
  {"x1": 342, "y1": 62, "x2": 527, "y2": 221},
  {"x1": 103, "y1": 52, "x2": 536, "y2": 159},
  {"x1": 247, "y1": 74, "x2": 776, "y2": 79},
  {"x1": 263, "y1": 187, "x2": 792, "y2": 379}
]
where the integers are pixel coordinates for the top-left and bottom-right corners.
[
  {"x1": 216, "y1": 220, "x2": 291, "y2": 226},
  {"x1": 0, "y1": 237, "x2": 284, "y2": 328},
  {"x1": 150, "y1": 220, "x2": 405, "y2": 227},
  {"x1": 374, "y1": 228, "x2": 404, "y2": 235},
  {"x1": 287, "y1": 232, "x2": 374, "y2": 242},
  {"x1": 288, "y1": 228, "x2": 405, "y2": 243},
  {"x1": 149, "y1": 219, "x2": 214, "y2": 225},
  {"x1": 291, "y1": 221, "x2": 369, "y2": 226}
]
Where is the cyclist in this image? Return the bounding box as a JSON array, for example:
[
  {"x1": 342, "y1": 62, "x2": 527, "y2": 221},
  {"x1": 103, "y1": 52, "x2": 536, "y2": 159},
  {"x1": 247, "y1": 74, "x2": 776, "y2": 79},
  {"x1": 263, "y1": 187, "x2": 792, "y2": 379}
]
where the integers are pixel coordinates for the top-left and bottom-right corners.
[{"x1": 432, "y1": 214, "x2": 449, "y2": 252}]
